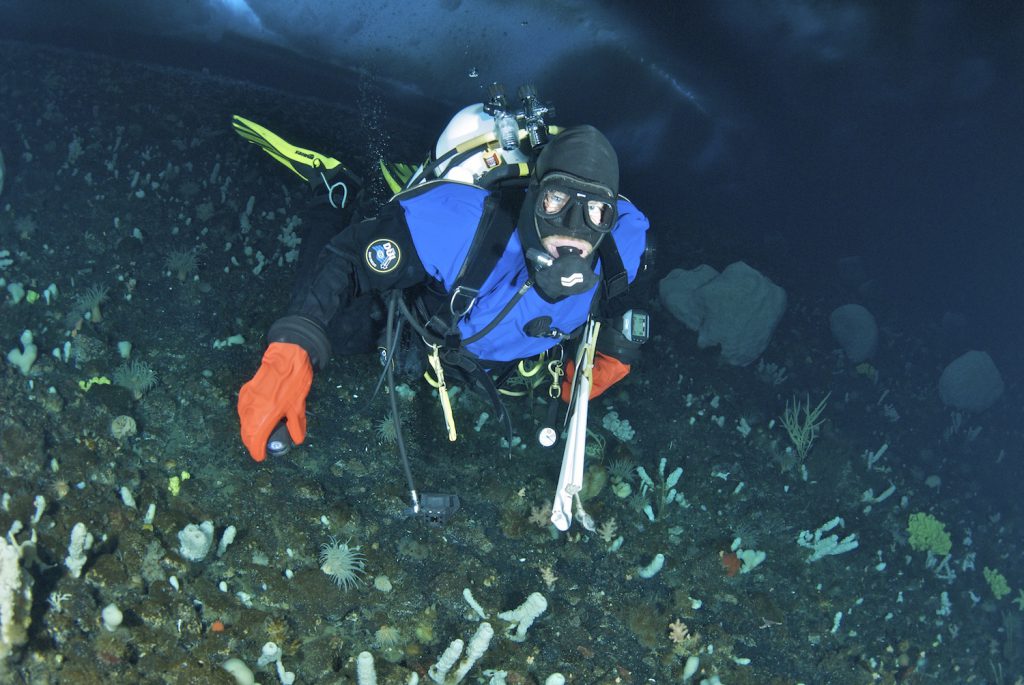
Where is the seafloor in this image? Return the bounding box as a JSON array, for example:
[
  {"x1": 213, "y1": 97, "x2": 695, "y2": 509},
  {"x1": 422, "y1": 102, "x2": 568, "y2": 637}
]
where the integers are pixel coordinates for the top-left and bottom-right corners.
[{"x1": 1, "y1": 40, "x2": 1021, "y2": 685}]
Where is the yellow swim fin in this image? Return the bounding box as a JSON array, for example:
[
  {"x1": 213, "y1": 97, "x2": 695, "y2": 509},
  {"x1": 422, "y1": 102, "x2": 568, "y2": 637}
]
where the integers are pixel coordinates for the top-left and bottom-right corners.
[
  {"x1": 232, "y1": 115, "x2": 363, "y2": 208},
  {"x1": 232, "y1": 115, "x2": 350, "y2": 184}
]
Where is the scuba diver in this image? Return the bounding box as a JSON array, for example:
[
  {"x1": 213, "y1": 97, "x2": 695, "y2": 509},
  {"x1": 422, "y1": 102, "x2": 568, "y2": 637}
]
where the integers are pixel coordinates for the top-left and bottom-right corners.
[{"x1": 234, "y1": 84, "x2": 651, "y2": 529}]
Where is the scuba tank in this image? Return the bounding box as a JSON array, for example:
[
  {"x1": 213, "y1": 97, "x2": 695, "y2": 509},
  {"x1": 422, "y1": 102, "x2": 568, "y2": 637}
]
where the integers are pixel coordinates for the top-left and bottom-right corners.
[{"x1": 398, "y1": 83, "x2": 556, "y2": 191}]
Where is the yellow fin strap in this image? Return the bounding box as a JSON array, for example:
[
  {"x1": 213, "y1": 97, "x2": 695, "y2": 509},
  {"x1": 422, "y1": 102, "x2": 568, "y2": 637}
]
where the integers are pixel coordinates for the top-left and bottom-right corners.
[{"x1": 426, "y1": 345, "x2": 457, "y2": 442}]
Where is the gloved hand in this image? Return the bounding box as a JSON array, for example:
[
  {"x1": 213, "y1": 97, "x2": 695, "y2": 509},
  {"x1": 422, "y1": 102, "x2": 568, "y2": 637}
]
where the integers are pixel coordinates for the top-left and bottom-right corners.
[
  {"x1": 560, "y1": 351, "x2": 631, "y2": 403},
  {"x1": 238, "y1": 342, "x2": 313, "y2": 462}
]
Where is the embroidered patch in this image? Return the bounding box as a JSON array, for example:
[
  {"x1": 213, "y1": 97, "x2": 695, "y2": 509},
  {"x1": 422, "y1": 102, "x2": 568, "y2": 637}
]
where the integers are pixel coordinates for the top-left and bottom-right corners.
[{"x1": 365, "y1": 238, "x2": 401, "y2": 273}]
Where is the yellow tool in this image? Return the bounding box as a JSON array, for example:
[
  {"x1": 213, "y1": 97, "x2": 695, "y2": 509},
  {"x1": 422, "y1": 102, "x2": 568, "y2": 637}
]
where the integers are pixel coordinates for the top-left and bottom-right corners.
[{"x1": 425, "y1": 344, "x2": 458, "y2": 442}]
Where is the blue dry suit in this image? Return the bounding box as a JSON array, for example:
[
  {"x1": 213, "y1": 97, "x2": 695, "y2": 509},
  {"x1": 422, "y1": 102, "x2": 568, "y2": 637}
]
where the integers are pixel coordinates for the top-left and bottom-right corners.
[
  {"x1": 404, "y1": 182, "x2": 649, "y2": 362},
  {"x1": 266, "y1": 180, "x2": 649, "y2": 373}
]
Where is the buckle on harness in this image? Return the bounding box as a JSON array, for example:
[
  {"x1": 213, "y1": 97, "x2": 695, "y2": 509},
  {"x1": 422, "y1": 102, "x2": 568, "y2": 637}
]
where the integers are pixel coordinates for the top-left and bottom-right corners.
[{"x1": 448, "y1": 285, "x2": 479, "y2": 318}]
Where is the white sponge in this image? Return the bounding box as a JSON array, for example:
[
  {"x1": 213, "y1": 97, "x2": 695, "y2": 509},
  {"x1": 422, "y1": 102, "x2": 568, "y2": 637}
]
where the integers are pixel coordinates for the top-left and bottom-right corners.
[
  {"x1": 6, "y1": 330, "x2": 37, "y2": 376},
  {"x1": 177, "y1": 520, "x2": 215, "y2": 562}
]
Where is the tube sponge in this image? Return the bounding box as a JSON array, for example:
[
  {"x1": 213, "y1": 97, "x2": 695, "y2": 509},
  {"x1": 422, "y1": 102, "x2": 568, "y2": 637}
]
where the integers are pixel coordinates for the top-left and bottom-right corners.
[{"x1": 498, "y1": 592, "x2": 548, "y2": 642}]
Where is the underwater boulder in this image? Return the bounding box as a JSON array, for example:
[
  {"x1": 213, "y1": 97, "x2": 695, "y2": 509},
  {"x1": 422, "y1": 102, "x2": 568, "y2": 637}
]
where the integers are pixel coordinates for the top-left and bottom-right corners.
[
  {"x1": 938, "y1": 350, "x2": 1003, "y2": 412},
  {"x1": 660, "y1": 261, "x2": 786, "y2": 366},
  {"x1": 830, "y1": 303, "x2": 878, "y2": 363}
]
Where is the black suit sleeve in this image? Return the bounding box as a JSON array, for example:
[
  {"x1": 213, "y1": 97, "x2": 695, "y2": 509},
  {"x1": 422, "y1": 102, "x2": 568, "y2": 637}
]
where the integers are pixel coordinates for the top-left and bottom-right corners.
[{"x1": 269, "y1": 200, "x2": 428, "y2": 370}]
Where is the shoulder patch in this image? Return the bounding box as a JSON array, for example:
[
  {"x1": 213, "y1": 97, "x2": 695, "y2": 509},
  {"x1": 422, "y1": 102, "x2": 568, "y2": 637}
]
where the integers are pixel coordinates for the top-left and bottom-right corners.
[{"x1": 364, "y1": 238, "x2": 401, "y2": 273}]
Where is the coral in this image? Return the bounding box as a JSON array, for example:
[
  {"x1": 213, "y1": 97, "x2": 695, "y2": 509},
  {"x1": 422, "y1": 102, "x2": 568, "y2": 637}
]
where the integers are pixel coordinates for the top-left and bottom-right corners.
[
  {"x1": 596, "y1": 517, "x2": 618, "y2": 543},
  {"x1": 602, "y1": 410, "x2": 635, "y2": 443},
  {"x1": 0, "y1": 530, "x2": 34, "y2": 660},
  {"x1": 374, "y1": 625, "x2": 402, "y2": 648},
  {"x1": 607, "y1": 458, "x2": 636, "y2": 484},
  {"x1": 13, "y1": 216, "x2": 37, "y2": 239},
  {"x1": 667, "y1": 618, "x2": 702, "y2": 656},
  {"x1": 73, "y1": 285, "x2": 110, "y2": 323},
  {"x1": 579, "y1": 464, "x2": 607, "y2": 501},
  {"x1": 756, "y1": 358, "x2": 789, "y2": 385},
  {"x1": 163, "y1": 249, "x2": 198, "y2": 282},
  {"x1": 49, "y1": 479, "x2": 70, "y2": 501},
  {"x1": 627, "y1": 489, "x2": 650, "y2": 514},
  {"x1": 318, "y1": 538, "x2": 366, "y2": 590},
  {"x1": 780, "y1": 393, "x2": 830, "y2": 460},
  {"x1": 374, "y1": 413, "x2": 416, "y2": 450},
  {"x1": 539, "y1": 565, "x2": 558, "y2": 588},
  {"x1": 983, "y1": 567, "x2": 1011, "y2": 600},
  {"x1": 585, "y1": 428, "x2": 606, "y2": 459},
  {"x1": 110, "y1": 415, "x2": 137, "y2": 440},
  {"x1": 263, "y1": 617, "x2": 300, "y2": 654},
  {"x1": 69, "y1": 335, "x2": 105, "y2": 365},
  {"x1": 667, "y1": 619, "x2": 691, "y2": 644},
  {"x1": 375, "y1": 415, "x2": 397, "y2": 444},
  {"x1": 528, "y1": 504, "x2": 550, "y2": 528},
  {"x1": 720, "y1": 551, "x2": 741, "y2": 576},
  {"x1": 907, "y1": 512, "x2": 952, "y2": 556},
  {"x1": 113, "y1": 361, "x2": 157, "y2": 400}
]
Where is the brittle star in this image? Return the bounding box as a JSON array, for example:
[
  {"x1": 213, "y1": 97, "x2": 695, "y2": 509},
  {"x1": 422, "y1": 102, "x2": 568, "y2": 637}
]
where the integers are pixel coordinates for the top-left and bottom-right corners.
[{"x1": 759, "y1": 617, "x2": 782, "y2": 629}]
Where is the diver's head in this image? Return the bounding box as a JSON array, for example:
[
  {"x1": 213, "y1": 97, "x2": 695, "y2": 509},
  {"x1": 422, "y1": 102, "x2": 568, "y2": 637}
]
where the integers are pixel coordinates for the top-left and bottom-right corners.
[
  {"x1": 523, "y1": 125, "x2": 619, "y2": 300},
  {"x1": 532, "y1": 125, "x2": 619, "y2": 259}
]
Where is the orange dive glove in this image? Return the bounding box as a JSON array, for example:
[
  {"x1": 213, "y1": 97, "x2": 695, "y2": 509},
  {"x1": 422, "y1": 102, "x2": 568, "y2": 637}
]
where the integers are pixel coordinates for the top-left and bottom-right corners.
[
  {"x1": 238, "y1": 342, "x2": 313, "y2": 462},
  {"x1": 560, "y1": 351, "x2": 631, "y2": 403}
]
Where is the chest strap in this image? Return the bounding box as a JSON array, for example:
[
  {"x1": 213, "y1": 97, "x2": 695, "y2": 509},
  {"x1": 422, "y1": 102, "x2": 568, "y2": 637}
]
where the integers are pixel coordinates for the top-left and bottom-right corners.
[{"x1": 426, "y1": 188, "x2": 523, "y2": 349}]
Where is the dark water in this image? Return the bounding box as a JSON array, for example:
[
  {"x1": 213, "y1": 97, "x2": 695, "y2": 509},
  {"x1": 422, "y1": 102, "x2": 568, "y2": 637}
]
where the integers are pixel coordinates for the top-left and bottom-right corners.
[{"x1": 1, "y1": 39, "x2": 1022, "y2": 685}]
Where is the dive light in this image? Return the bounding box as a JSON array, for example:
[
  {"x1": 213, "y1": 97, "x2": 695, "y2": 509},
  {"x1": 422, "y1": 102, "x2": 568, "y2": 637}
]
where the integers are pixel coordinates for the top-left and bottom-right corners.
[{"x1": 266, "y1": 421, "x2": 292, "y2": 458}]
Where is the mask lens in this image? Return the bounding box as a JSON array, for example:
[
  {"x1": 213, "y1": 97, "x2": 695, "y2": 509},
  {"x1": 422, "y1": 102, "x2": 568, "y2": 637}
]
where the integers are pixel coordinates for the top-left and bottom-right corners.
[
  {"x1": 585, "y1": 199, "x2": 614, "y2": 231},
  {"x1": 541, "y1": 188, "x2": 571, "y2": 215}
]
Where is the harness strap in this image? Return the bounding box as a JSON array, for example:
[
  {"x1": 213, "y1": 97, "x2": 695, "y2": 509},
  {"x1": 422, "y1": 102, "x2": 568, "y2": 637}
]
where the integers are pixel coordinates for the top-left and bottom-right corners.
[
  {"x1": 462, "y1": 278, "x2": 533, "y2": 345},
  {"x1": 597, "y1": 233, "x2": 630, "y2": 300},
  {"x1": 407, "y1": 130, "x2": 500, "y2": 187},
  {"x1": 426, "y1": 188, "x2": 523, "y2": 347}
]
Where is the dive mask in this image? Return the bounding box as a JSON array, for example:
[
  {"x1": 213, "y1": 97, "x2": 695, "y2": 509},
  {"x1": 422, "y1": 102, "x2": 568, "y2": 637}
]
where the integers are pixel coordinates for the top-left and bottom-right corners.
[{"x1": 535, "y1": 171, "x2": 618, "y2": 237}]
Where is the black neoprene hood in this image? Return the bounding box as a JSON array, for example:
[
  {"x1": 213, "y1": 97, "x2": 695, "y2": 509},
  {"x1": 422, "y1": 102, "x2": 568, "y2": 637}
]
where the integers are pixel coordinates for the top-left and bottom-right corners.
[{"x1": 534, "y1": 125, "x2": 619, "y2": 197}]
